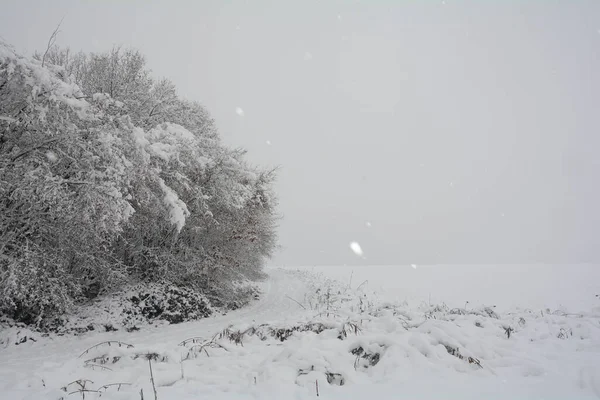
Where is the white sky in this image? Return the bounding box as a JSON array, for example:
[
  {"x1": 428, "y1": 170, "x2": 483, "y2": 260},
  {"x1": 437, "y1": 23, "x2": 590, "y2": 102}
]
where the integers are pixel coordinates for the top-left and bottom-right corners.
[{"x1": 2, "y1": 0, "x2": 599, "y2": 266}]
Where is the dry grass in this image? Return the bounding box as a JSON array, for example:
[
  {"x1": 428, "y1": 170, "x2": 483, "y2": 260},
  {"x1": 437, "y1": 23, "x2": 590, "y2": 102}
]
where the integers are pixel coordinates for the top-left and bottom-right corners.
[
  {"x1": 178, "y1": 337, "x2": 206, "y2": 347},
  {"x1": 425, "y1": 303, "x2": 499, "y2": 321},
  {"x1": 68, "y1": 388, "x2": 99, "y2": 398},
  {"x1": 82, "y1": 351, "x2": 168, "y2": 366},
  {"x1": 183, "y1": 338, "x2": 228, "y2": 360},
  {"x1": 79, "y1": 341, "x2": 134, "y2": 358},
  {"x1": 133, "y1": 352, "x2": 169, "y2": 362},
  {"x1": 325, "y1": 372, "x2": 344, "y2": 386},
  {"x1": 83, "y1": 355, "x2": 121, "y2": 365},
  {"x1": 61, "y1": 379, "x2": 94, "y2": 393},
  {"x1": 338, "y1": 321, "x2": 361, "y2": 339},
  {"x1": 352, "y1": 346, "x2": 382, "y2": 370},
  {"x1": 83, "y1": 363, "x2": 113, "y2": 371},
  {"x1": 98, "y1": 382, "x2": 131, "y2": 392},
  {"x1": 557, "y1": 327, "x2": 573, "y2": 339},
  {"x1": 443, "y1": 344, "x2": 483, "y2": 369}
]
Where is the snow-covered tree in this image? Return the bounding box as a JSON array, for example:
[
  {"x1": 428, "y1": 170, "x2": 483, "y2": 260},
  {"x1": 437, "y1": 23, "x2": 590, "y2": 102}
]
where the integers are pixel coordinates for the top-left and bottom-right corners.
[{"x1": 1, "y1": 41, "x2": 279, "y2": 326}]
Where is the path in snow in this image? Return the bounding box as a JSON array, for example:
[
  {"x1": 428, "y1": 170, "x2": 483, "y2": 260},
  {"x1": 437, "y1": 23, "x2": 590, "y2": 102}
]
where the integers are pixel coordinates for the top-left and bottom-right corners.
[{"x1": 0, "y1": 268, "x2": 308, "y2": 370}]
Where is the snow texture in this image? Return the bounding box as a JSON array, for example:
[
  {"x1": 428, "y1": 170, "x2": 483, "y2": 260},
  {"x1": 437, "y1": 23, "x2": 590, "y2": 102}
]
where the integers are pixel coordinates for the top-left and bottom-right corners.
[
  {"x1": 1, "y1": 265, "x2": 599, "y2": 399},
  {"x1": 146, "y1": 123, "x2": 199, "y2": 162},
  {"x1": 158, "y1": 178, "x2": 190, "y2": 232},
  {"x1": 0, "y1": 41, "x2": 90, "y2": 116}
]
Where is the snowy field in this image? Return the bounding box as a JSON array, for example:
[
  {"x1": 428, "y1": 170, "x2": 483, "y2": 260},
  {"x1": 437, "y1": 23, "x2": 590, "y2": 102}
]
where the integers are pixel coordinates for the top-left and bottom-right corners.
[
  {"x1": 302, "y1": 264, "x2": 600, "y2": 313},
  {"x1": 1, "y1": 264, "x2": 600, "y2": 399}
]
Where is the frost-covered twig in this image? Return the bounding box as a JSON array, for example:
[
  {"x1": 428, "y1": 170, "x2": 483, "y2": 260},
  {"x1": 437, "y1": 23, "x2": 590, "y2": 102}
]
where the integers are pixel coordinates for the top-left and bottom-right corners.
[
  {"x1": 356, "y1": 280, "x2": 369, "y2": 291},
  {"x1": 314, "y1": 311, "x2": 342, "y2": 319},
  {"x1": 11, "y1": 137, "x2": 63, "y2": 163},
  {"x1": 338, "y1": 321, "x2": 361, "y2": 339},
  {"x1": 83, "y1": 363, "x2": 113, "y2": 371},
  {"x1": 443, "y1": 344, "x2": 483, "y2": 369},
  {"x1": 79, "y1": 341, "x2": 134, "y2": 358},
  {"x1": 348, "y1": 270, "x2": 353, "y2": 289},
  {"x1": 178, "y1": 337, "x2": 206, "y2": 347},
  {"x1": 61, "y1": 379, "x2": 93, "y2": 393},
  {"x1": 186, "y1": 341, "x2": 227, "y2": 359},
  {"x1": 218, "y1": 327, "x2": 239, "y2": 345},
  {"x1": 98, "y1": 382, "x2": 131, "y2": 392},
  {"x1": 41, "y1": 18, "x2": 64, "y2": 68},
  {"x1": 285, "y1": 295, "x2": 306, "y2": 310},
  {"x1": 68, "y1": 389, "x2": 99, "y2": 398},
  {"x1": 134, "y1": 352, "x2": 168, "y2": 362},
  {"x1": 148, "y1": 359, "x2": 158, "y2": 400},
  {"x1": 84, "y1": 355, "x2": 110, "y2": 365}
]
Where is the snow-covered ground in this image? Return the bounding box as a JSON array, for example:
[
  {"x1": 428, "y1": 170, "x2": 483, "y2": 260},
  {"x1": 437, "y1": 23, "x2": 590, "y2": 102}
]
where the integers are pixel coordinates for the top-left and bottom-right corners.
[
  {"x1": 1, "y1": 265, "x2": 599, "y2": 399},
  {"x1": 304, "y1": 264, "x2": 600, "y2": 313}
]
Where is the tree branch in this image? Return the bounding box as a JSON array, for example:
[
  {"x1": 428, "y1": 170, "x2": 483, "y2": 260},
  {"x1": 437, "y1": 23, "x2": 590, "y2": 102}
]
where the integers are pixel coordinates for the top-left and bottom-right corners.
[
  {"x1": 41, "y1": 17, "x2": 64, "y2": 68},
  {"x1": 11, "y1": 137, "x2": 61, "y2": 162},
  {"x1": 285, "y1": 295, "x2": 306, "y2": 310}
]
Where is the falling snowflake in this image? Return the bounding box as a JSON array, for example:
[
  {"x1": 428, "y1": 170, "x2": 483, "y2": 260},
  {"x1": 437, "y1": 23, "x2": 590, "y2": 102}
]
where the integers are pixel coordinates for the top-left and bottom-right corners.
[
  {"x1": 365, "y1": 222, "x2": 372, "y2": 228},
  {"x1": 349, "y1": 241, "x2": 364, "y2": 257},
  {"x1": 235, "y1": 107, "x2": 245, "y2": 116},
  {"x1": 337, "y1": 14, "x2": 342, "y2": 20},
  {"x1": 411, "y1": 264, "x2": 418, "y2": 269},
  {"x1": 266, "y1": 140, "x2": 272, "y2": 145},
  {"x1": 304, "y1": 51, "x2": 313, "y2": 61}
]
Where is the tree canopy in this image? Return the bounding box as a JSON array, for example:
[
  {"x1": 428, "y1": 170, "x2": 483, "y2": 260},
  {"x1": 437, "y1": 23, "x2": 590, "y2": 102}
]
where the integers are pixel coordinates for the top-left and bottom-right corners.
[{"x1": 0, "y1": 42, "x2": 278, "y2": 326}]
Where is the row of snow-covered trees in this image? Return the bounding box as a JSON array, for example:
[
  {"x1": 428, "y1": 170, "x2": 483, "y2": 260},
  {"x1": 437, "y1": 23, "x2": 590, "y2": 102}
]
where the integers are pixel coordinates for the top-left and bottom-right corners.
[{"x1": 0, "y1": 42, "x2": 278, "y2": 325}]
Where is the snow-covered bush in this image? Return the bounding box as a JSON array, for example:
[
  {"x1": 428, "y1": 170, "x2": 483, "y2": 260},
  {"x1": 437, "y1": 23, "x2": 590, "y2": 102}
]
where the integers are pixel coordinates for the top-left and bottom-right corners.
[
  {"x1": 0, "y1": 41, "x2": 279, "y2": 327},
  {"x1": 0, "y1": 42, "x2": 132, "y2": 322},
  {"x1": 0, "y1": 246, "x2": 77, "y2": 325},
  {"x1": 123, "y1": 283, "x2": 213, "y2": 326}
]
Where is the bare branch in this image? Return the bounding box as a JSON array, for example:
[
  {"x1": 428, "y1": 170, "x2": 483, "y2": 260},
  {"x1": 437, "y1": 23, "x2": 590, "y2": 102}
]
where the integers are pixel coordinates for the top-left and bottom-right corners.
[
  {"x1": 285, "y1": 295, "x2": 306, "y2": 310},
  {"x1": 10, "y1": 137, "x2": 62, "y2": 162},
  {"x1": 41, "y1": 17, "x2": 64, "y2": 68},
  {"x1": 98, "y1": 382, "x2": 131, "y2": 392},
  {"x1": 78, "y1": 340, "x2": 134, "y2": 358}
]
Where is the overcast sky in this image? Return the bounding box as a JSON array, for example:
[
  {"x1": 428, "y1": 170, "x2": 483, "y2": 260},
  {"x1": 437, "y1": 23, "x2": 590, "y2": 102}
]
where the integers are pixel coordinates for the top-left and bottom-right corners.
[{"x1": 2, "y1": 0, "x2": 599, "y2": 266}]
